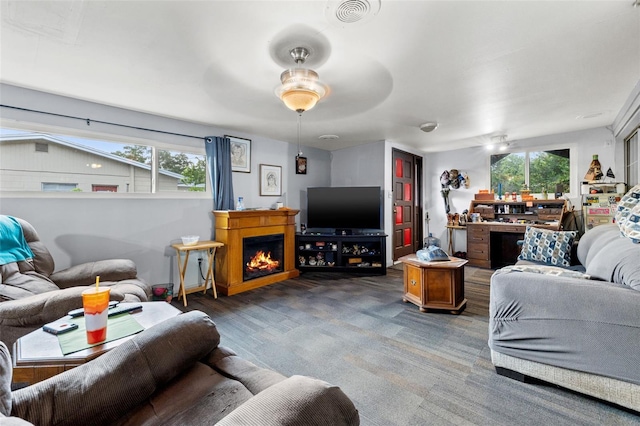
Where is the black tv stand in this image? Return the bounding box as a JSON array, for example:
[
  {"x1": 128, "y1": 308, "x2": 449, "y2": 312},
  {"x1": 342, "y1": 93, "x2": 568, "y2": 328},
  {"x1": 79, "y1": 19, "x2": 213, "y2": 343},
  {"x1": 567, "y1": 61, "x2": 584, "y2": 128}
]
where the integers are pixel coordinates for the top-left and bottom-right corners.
[{"x1": 295, "y1": 233, "x2": 387, "y2": 275}]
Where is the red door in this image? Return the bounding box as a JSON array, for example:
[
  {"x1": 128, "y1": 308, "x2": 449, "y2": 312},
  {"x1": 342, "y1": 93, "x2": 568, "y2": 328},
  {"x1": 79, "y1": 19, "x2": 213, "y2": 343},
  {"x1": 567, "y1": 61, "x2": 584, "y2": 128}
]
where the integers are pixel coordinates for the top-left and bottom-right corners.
[
  {"x1": 392, "y1": 149, "x2": 422, "y2": 260},
  {"x1": 92, "y1": 185, "x2": 118, "y2": 192}
]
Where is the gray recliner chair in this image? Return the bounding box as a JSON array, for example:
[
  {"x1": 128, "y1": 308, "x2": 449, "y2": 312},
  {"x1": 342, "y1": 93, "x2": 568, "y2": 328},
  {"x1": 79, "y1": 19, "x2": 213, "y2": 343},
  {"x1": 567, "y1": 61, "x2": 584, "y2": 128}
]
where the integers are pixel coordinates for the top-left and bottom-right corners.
[
  {"x1": 0, "y1": 216, "x2": 150, "y2": 349},
  {"x1": 0, "y1": 311, "x2": 360, "y2": 425}
]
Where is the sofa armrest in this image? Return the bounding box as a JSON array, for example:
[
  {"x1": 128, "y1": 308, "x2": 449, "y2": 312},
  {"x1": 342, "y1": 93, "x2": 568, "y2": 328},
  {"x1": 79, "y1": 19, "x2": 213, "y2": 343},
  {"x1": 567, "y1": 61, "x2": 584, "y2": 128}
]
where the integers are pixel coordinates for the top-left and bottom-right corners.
[
  {"x1": 51, "y1": 259, "x2": 138, "y2": 288},
  {"x1": 205, "y1": 346, "x2": 286, "y2": 395},
  {"x1": 216, "y1": 375, "x2": 360, "y2": 426},
  {"x1": 10, "y1": 311, "x2": 220, "y2": 426},
  {"x1": 489, "y1": 268, "x2": 635, "y2": 327},
  {"x1": 489, "y1": 269, "x2": 640, "y2": 384}
]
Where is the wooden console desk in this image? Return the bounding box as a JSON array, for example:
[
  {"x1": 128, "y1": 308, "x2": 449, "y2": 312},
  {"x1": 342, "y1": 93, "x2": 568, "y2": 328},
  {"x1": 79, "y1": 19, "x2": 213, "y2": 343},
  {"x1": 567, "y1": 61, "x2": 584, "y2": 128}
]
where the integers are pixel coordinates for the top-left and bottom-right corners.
[
  {"x1": 466, "y1": 223, "x2": 527, "y2": 269},
  {"x1": 466, "y1": 199, "x2": 566, "y2": 269}
]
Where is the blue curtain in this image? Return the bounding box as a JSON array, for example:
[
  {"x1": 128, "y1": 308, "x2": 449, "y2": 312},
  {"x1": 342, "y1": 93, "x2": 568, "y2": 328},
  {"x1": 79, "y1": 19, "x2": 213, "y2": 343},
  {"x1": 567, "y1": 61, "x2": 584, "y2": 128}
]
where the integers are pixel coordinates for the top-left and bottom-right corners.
[{"x1": 205, "y1": 136, "x2": 234, "y2": 210}]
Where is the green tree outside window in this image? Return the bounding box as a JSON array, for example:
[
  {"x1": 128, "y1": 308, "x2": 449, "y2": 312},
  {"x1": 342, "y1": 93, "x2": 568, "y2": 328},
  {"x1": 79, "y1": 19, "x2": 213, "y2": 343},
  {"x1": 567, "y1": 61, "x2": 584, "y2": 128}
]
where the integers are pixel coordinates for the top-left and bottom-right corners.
[{"x1": 491, "y1": 149, "x2": 570, "y2": 195}]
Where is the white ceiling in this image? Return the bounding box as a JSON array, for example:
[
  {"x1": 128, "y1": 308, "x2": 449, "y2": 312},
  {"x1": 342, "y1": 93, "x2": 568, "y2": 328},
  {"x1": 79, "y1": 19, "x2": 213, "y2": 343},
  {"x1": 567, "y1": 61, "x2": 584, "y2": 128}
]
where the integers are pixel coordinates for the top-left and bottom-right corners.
[{"x1": 1, "y1": 1, "x2": 638, "y2": 153}]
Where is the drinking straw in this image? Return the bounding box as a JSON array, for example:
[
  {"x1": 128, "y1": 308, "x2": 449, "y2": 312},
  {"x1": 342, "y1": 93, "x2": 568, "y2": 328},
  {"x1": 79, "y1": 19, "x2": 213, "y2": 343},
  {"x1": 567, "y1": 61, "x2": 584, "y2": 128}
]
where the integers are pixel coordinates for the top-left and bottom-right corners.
[{"x1": 96, "y1": 275, "x2": 100, "y2": 290}]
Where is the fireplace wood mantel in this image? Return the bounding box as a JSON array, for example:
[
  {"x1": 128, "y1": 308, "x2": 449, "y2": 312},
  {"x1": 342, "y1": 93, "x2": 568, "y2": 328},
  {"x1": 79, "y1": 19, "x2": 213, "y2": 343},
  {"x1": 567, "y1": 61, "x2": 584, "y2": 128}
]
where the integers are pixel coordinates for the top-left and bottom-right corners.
[{"x1": 213, "y1": 209, "x2": 300, "y2": 295}]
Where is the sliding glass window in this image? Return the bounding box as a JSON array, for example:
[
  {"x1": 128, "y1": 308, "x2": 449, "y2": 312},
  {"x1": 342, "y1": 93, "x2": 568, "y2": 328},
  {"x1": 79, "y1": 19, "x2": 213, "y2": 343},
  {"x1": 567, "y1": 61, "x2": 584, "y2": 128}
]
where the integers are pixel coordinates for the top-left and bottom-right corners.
[
  {"x1": 625, "y1": 127, "x2": 639, "y2": 187},
  {"x1": 0, "y1": 128, "x2": 206, "y2": 194}
]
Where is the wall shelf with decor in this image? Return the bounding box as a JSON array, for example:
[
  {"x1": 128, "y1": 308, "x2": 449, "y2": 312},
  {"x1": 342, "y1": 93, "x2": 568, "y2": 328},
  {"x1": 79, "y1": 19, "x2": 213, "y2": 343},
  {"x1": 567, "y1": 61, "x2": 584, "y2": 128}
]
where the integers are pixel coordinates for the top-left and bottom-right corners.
[{"x1": 295, "y1": 234, "x2": 387, "y2": 275}]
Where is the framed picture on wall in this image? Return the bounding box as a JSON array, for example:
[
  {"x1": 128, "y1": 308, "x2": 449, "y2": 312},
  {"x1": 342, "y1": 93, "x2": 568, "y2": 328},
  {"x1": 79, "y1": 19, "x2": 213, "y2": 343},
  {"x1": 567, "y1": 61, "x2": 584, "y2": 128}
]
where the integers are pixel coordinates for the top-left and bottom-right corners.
[
  {"x1": 226, "y1": 135, "x2": 251, "y2": 173},
  {"x1": 260, "y1": 164, "x2": 282, "y2": 196},
  {"x1": 295, "y1": 155, "x2": 307, "y2": 174}
]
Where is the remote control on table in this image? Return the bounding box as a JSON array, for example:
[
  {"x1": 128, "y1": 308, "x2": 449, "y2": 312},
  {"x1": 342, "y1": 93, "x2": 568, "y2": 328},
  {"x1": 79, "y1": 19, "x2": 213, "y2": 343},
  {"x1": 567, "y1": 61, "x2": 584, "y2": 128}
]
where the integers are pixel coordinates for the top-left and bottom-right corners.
[
  {"x1": 68, "y1": 300, "x2": 119, "y2": 318},
  {"x1": 107, "y1": 304, "x2": 143, "y2": 317}
]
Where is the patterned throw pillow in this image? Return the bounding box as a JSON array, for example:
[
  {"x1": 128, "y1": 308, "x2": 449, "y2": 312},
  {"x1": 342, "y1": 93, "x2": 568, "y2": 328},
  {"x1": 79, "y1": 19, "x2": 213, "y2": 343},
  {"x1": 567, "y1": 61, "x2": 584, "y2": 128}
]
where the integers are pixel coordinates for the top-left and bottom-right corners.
[
  {"x1": 615, "y1": 184, "x2": 640, "y2": 244},
  {"x1": 517, "y1": 226, "x2": 577, "y2": 267},
  {"x1": 615, "y1": 184, "x2": 640, "y2": 229},
  {"x1": 619, "y1": 203, "x2": 640, "y2": 244}
]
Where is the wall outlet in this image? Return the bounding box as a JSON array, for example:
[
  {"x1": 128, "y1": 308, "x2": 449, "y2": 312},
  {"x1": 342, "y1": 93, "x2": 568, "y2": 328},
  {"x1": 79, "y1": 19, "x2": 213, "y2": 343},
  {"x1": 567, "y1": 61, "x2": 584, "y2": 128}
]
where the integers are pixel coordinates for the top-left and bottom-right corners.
[{"x1": 180, "y1": 253, "x2": 207, "y2": 288}]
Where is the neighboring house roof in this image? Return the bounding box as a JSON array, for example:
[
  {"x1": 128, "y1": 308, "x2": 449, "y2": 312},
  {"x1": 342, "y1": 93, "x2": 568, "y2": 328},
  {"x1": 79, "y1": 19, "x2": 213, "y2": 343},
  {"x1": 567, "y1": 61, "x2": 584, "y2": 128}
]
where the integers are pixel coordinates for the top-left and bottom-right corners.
[{"x1": 0, "y1": 133, "x2": 184, "y2": 180}]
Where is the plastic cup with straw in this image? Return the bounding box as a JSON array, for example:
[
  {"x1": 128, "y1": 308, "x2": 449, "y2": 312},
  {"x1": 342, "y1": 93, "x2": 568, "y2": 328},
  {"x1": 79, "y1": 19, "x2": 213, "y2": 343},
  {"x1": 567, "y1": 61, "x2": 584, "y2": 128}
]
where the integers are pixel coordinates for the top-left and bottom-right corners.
[{"x1": 81, "y1": 275, "x2": 110, "y2": 344}]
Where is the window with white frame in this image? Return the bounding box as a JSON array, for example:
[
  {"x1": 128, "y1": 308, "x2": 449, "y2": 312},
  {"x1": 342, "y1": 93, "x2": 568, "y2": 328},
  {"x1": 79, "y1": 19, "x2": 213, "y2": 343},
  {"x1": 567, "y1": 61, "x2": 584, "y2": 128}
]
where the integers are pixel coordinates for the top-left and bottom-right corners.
[
  {"x1": 0, "y1": 128, "x2": 207, "y2": 194},
  {"x1": 42, "y1": 182, "x2": 78, "y2": 192},
  {"x1": 490, "y1": 149, "x2": 571, "y2": 195},
  {"x1": 625, "y1": 127, "x2": 638, "y2": 187}
]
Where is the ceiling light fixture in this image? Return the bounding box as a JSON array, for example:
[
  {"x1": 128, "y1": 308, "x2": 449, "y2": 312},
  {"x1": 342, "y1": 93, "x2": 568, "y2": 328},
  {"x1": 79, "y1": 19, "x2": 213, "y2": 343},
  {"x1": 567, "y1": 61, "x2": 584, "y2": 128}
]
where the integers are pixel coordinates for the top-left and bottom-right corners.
[
  {"x1": 419, "y1": 122, "x2": 438, "y2": 133},
  {"x1": 319, "y1": 134, "x2": 339, "y2": 140},
  {"x1": 276, "y1": 47, "x2": 327, "y2": 113},
  {"x1": 487, "y1": 134, "x2": 509, "y2": 151}
]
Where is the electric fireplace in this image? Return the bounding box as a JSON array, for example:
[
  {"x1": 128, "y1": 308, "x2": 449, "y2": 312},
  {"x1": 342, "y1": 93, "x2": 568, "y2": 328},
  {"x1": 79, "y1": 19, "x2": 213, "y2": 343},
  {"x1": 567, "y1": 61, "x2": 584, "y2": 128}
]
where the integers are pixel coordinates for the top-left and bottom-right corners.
[
  {"x1": 213, "y1": 209, "x2": 300, "y2": 296},
  {"x1": 243, "y1": 234, "x2": 284, "y2": 281}
]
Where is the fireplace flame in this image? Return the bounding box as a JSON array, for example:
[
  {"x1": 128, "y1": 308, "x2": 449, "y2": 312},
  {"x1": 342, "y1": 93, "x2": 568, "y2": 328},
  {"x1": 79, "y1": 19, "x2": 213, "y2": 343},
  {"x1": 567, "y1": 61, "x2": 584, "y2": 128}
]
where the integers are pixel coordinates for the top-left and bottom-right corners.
[{"x1": 246, "y1": 250, "x2": 280, "y2": 272}]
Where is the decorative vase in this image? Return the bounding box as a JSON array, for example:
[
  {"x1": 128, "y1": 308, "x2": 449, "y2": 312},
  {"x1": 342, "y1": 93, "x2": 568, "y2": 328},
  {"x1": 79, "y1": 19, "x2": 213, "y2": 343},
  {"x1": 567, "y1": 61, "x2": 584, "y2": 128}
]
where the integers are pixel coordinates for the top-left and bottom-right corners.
[{"x1": 584, "y1": 154, "x2": 603, "y2": 182}]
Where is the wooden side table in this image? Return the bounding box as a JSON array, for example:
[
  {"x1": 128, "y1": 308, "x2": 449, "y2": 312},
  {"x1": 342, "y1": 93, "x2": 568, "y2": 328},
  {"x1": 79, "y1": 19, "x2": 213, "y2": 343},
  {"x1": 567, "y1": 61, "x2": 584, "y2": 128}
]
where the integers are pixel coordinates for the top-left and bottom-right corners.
[
  {"x1": 171, "y1": 240, "x2": 223, "y2": 307},
  {"x1": 445, "y1": 225, "x2": 466, "y2": 255},
  {"x1": 399, "y1": 254, "x2": 468, "y2": 314}
]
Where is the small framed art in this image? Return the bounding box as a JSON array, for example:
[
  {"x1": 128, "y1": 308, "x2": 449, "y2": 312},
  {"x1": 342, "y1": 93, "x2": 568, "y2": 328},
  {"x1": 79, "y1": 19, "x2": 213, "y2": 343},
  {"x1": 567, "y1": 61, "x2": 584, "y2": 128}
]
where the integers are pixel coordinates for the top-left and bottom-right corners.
[
  {"x1": 260, "y1": 164, "x2": 282, "y2": 196},
  {"x1": 295, "y1": 155, "x2": 307, "y2": 174},
  {"x1": 227, "y1": 135, "x2": 251, "y2": 173}
]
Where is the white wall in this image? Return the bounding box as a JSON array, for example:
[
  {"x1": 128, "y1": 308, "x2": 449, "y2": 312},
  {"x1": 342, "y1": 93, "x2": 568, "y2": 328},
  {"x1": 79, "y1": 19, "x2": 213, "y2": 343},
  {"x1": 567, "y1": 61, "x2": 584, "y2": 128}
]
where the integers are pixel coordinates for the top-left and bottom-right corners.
[
  {"x1": 425, "y1": 126, "x2": 624, "y2": 254},
  {"x1": 329, "y1": 140, "x2": 390, "y2": 260},
  {"x1": 288, "y1": 142, "x2": 331, "y2": 226},
  {"x1": 329, "y1": 139, "x2": 428, "y2": 267},
  {"x1": 0, "y1": 84, "x2": 330, "y2": 286},
  {"x1": 331, "y1": 141, "x2": 387, "y2": 234},
  {"x1": 2, "y1": 81, "x2": 638, "y2": 281},
  {"x1": 330, "y1": 140, "x2": 386, "y2": 187}
]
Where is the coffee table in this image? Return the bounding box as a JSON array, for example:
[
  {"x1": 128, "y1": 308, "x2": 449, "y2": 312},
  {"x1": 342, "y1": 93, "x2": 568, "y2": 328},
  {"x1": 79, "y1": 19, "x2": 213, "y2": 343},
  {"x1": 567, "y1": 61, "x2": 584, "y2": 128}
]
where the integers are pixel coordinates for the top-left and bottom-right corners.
[
  {"x1": 12, "y1": 302, "x2": 181, "y2": 385},
  {"x1": 399, "y1": 254, "x2": 468, "y2": 314}
]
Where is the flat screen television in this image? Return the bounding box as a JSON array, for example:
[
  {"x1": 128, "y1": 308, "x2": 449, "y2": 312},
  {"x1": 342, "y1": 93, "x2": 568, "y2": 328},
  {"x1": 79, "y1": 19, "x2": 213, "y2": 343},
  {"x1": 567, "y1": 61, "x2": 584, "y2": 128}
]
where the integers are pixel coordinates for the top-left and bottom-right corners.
[{"x1": 306, "y1": 186, "x2": 383, "y2": 233}]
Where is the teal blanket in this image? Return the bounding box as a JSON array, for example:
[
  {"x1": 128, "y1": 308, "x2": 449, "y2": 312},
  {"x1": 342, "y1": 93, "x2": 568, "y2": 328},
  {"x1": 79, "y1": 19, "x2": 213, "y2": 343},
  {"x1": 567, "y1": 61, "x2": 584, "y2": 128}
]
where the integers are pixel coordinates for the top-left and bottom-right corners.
[{"x1": 0, "y1": 215, "x2": 34, "y2": 265}]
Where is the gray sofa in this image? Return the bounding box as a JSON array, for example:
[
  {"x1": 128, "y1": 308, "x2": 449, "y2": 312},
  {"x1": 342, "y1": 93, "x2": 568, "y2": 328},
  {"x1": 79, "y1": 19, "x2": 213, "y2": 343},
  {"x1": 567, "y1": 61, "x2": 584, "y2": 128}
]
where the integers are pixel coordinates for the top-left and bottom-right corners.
[
  {"x1": 0, "y1": 216, "x2": 151, "y2": 349},
  {"x1": 489, "y1": 224, "x2": 640, "y2": 411},
  {"x1": 0, "y1": 310, "x2": 360, "y2": 425}
]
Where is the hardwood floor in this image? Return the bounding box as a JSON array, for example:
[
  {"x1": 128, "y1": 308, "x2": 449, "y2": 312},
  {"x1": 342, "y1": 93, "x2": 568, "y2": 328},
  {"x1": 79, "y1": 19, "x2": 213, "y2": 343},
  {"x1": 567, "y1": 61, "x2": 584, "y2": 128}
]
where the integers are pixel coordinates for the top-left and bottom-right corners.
[{"x1": 174, "y1": 267, "x2": 638, "y2": 425}]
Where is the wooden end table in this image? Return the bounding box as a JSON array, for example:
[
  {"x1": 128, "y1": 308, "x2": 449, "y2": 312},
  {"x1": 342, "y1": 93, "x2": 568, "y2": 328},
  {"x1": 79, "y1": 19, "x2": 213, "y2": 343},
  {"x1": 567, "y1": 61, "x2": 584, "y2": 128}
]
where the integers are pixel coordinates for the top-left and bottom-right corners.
[
  {"x1": 399, "y1": 254, "x2": 468, "y2": 314},
  {"x1": 445, "y1": 225, "x2": 466, "y2": 255},
  {"x1": 171, "y1": 240, "x2": 223, "y2": 307},
  {"x1": 12, "y1": 302, "x2": 181, "y2": 385}
]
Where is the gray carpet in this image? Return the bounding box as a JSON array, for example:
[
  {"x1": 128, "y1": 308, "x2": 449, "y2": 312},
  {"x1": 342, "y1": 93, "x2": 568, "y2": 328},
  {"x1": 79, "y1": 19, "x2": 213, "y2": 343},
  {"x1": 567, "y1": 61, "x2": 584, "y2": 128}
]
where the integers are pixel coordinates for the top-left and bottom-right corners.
[
  {"x1": 465, "y1": 267, "x2": 494, "y2": 285},
  {"x1": 176, "y1": 267, "x2": 638, "y2": 425}
]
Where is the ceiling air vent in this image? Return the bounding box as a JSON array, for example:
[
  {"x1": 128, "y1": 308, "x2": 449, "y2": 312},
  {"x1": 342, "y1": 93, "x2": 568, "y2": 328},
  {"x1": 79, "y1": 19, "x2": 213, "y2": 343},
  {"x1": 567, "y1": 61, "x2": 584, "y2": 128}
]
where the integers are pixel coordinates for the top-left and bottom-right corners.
[
  {"x1": 326, "y1": 0, "x2": 381, "y2": 26},
  {"x1": 35, "y1": 142, "x2": 49, "y2": 152}
]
